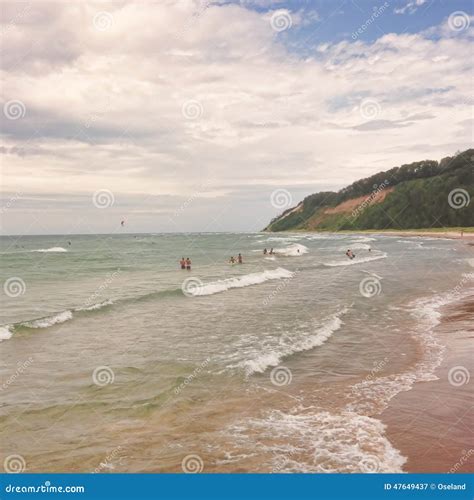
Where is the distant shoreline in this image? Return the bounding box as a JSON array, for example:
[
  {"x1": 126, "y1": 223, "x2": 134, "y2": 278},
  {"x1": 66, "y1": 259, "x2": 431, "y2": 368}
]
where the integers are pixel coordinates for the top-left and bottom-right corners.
[{"x1": 265, "y1": 228, "x2": 474, "y2": 240}]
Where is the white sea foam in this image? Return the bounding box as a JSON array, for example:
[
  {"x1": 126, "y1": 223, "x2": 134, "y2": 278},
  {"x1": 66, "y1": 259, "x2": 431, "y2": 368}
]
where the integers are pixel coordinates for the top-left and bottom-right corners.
[
  {"x1": 338, "y1": 243, "x2": 371, "y2": 251},
  {"x1": 264, "y1": 256, "x2": 276, "y2": 261},
  {"x1": 225, "y1": 409, "x2": 406, "y2": 472},
  {"x1": 193, "y1": 268, "x2": 294, "y2": 297},
  {"x1": 76, "y1": 299, "x2": 114, "y2": 312},
  {"x1": 265, "y1": 236, "x2": 303, "y2": 243},
  {"x1": 347, "y1": 288, "x2": 472, "y2": 415},
  {"x1": 273, "y1": 243, "x2": 308, "y2": 257},
  {"x1": 352, "y1": 237, "x2": 376, "y2": 243},
  {"x1": 240, "y1": 307, "x2": 349, "y2": 375},
  {"x1": 32, "y1": 247, "x2": 68, "y2": 253},
  {"x1": 23, "y1": 310, "x2": 73, "y2": 329},
  {"x1": 0, "y1": 325, "x2": 13, "y2": 341},
  {"x1": 324, "y1": 252, "x2": 387, "y2": 267}
]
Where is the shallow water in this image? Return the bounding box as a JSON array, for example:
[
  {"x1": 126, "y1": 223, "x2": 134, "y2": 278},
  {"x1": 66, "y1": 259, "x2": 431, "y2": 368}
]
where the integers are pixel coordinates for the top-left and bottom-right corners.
[{"x1": 0, "y1": 232, "x2": 472, "y2": 472}]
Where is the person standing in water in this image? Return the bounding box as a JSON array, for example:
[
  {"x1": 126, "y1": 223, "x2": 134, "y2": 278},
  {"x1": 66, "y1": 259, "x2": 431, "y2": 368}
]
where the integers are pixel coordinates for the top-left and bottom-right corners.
[
  {"x1": 179, "y1": 257, "x2": 186, "y2": 270},
  {"x1": 263, "y1": 248, "x2": 268, "y2": 255},
  {"x1": 269, "y1": 248, "x2": 274, "y2": 255},
  {"x1": 185, "y1": 257, "x2": 192, "y2": 270},
  {"x1": 229, "y1": 256, "x2": 235, "y2": 265},
  {"x1": 237, "y1": 253, "x2": 243, "y2": 264}
]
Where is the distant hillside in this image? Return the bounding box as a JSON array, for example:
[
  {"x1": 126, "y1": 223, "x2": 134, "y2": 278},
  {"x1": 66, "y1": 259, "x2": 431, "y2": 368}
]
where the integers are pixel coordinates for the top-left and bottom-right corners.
[{"x1": 264, "y1": 149, "x2": 474, "y2": 232}]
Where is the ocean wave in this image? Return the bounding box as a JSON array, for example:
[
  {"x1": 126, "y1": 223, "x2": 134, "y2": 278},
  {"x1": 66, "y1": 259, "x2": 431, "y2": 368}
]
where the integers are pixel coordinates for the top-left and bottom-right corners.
[
  {"x1": 324, "y1": 252, "x2": 387, "y2": 267},
  {"x1": 240, "y1": 307, "x2": 349, "y2": 375},
  {"x1": 193, "y1": 268, "x2": 294, "y2": 297},
  {"x1": 3, "y1": 299, "x2": 115, "y2": 339},
  {"x1": 352, "y1": 237, "x2": 376, "y2": 243},
  {"x1": 273, "y1": 243, "x2": 308, "y2": 257},
  {"x1": 347, "y1": 288, "x2": 472, "y2": 415},
  {"x1": 23, "y1": 310, "x2": 73, "y2": 329},
  {"x1": 31, "y1": 247, "x2": 68, "y2": 253},
  {"x1": 224, "y1": 409, "x2": 405, "y2": 472},
  {"x1": 76, "y1": 299, "x2": 114, "y2": 312},
  {"x1": 265, "y1": 236, "x2": 304, "y2": 243},
  {"x1": 303, "y1": 234, "x2": 337, "y2": 240},
  {"x1": 338, "y1": 243, "x2": 371, "y2": 251},
  {"x1": 0, "y1": 325, "x2": 13, "y2": 341}
]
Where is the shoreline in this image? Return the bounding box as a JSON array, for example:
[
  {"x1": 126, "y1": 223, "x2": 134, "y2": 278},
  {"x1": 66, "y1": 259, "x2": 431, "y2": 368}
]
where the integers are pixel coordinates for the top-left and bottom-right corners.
[
  {"x1": 380, "y1": 292, "x2": 474, "y2": 473},
  {"x1": 265, "y1": 229, "x2": 474, "y2": 240}
]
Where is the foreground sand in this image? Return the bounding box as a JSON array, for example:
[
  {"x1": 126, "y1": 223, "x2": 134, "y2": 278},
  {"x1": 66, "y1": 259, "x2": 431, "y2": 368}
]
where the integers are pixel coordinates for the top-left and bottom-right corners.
[{"x1": 381, "y1": 295, "x2": 474, "y2": 473}]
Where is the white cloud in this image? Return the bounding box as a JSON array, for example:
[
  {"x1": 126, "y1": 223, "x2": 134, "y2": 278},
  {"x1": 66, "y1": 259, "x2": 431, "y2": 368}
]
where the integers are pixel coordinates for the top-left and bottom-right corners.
[
  {"x1": 394, "y1": 0, "x2": 427, "y2": 15},
  {"x1": 0, "y1": 0, "x2": 472, "y2": 233}
]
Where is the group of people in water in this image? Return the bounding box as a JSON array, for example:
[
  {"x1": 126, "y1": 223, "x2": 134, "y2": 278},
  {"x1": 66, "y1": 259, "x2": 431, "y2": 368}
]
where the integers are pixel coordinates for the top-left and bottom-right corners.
[
  {"x1": 179, "y1": 254, "x2": 244, "y2": 269},
  {"x1": 180, "y1": 246, "x2": 369, "y2": 269},
  {"x1": 229, "y1": 253, "x2": 243, "y2": 265},
  {"x1": 179, "y1": 257, "x2": 192, "y2": 270}
]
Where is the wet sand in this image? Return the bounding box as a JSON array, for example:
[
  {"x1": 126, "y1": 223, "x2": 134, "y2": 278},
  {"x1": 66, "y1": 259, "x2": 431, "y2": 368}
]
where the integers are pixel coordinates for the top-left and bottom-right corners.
[{"x1": 381, "y1": 295, "x2": 474, "y2": 473}]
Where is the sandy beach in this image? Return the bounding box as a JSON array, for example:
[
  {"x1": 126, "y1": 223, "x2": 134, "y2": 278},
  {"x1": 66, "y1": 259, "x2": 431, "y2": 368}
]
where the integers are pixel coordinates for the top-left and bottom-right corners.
[
  {"x1": 381, "y1": 294, "x2": 474, "y2": 473},
  {"x1": 369, "y1": 230, "x2": 474, "y2": 241}
]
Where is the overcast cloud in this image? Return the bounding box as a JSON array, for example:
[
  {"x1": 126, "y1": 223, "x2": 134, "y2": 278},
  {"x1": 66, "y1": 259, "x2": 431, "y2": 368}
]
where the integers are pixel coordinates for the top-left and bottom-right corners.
[{"x1": 0, "y1": 1, "x2": 472, "y2": 234}]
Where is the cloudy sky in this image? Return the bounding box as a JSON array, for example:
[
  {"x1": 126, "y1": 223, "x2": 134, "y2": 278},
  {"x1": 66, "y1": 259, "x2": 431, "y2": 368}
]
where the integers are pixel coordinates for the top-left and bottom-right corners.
[{"x1": 1, "y1": 0, "x2": 472, "y2": 234}]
